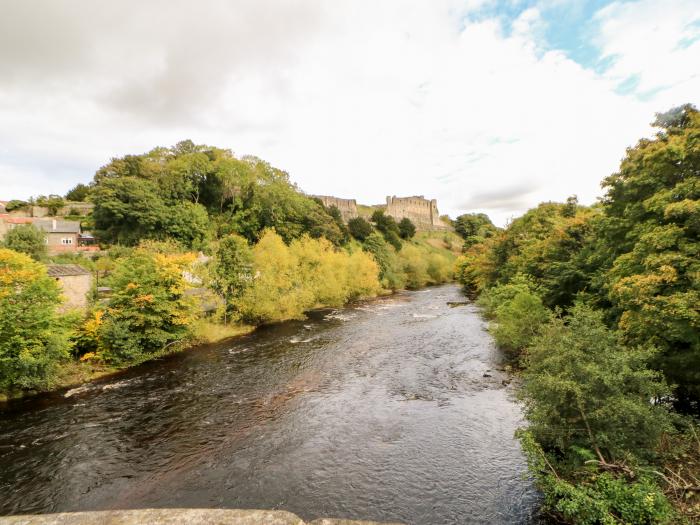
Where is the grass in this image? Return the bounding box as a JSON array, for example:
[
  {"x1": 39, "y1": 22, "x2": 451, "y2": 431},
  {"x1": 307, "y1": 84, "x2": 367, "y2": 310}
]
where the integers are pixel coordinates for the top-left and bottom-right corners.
[{"x1": 191, "y1": 319, "x2": 255, "y2": 344}]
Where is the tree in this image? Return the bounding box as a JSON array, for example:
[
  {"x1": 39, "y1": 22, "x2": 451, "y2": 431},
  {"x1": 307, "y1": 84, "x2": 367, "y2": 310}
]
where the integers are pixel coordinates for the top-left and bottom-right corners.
[
  {"x1": 91, "y1": 177, "x2": 209, "y2": 248},
  {"x1": 65, "y1": 183, "x2": 90, "y2": 202},
  {"x1": 212, "y1": 234, "x2": 253, "y2": 323},
  {"x1": 598, "y1": 103, "x2": 700, "y2": 408},
  {"x1": 36, "y1": 195, "x2": 65, "y2": 215},
  {"x1": 454, "y1": 213, "x2": 498, "y2": 249},
  {"x1": 371, "y1": 210, "x2": 402, "y2": 250},
  {"x1": 348, "y1": 217, "x2": 373, "y2": 241},
  {"x1": 2, "y1": 224, "x2": 47, "y2": 260},
  {"x1": 95, "y1": 249, "x2": 198, "y2": 364},
  {"x1": 522, "y1": 304, "x2": 671, "y2": 462},
  {"x1": 398, "y1": 218, "x2": 416, "y2": 239},
  {"x1": 0, "y1": 249, "x2": 68, "y2": 392},
  {"x1": 4, "y1": 200, "x2": 28, "y2": 212}
]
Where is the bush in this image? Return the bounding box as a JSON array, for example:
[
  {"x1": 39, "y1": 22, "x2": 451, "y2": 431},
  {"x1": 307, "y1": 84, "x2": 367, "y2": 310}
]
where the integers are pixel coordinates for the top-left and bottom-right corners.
[
  {"x1": 2, "y1": 224, "x2": 47, "y2": 261},
  {"x1": 237, "y1": 230, "x2": 380, "y2": 324},
  {"x1": 476, "y1": 273, "x2": 538, "y2": 318},
  {"x1": 5, "y1": 200, "x2": 28, "y2": 212},
  {"x1": 0, "y1": 249, "x2": 69, "y2": 392},
  {"x1": 398, "y1": 218, "x2": 416, "y2": 239},
  {"x1": 362, "y1": 233, "x2": 406, "y2": 290},
  {"x1": 348, "y1": 217, "x2": 373, "y2": 241},
  {"x1": 492, "y1": 290, "x2": 550, "y2": 354},
  {"x1": 92, "y1": 249, "x2": 198, "y2": 365},
  {"x1": 522, "y1": 303, "x2": 672, "y2": 461},
  {"x1": 518, "y1": 431, "x2": 675, "y2": 525}
]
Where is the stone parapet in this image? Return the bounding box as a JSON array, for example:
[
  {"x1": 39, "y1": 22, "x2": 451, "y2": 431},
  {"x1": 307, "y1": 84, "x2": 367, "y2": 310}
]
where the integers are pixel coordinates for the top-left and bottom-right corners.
[{"x1": 0, "y1": 509, "x2": 404, "y2": 525}]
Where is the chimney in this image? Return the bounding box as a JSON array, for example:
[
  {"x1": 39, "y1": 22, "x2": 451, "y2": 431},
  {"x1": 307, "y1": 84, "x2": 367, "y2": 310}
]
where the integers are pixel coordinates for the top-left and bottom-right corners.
[{"x1": 52, "y1": 219, "x2": 57, "y2": 231}]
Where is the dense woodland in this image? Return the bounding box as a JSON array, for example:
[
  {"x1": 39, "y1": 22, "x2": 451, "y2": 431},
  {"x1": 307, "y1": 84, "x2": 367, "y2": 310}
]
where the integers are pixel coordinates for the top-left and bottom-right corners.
[
  {"x1": 0, "y1": 142, "x2": 458, "y2": 399},
  {"x1": 456, "y1": 104, "x2": 700, "y2": 523}
]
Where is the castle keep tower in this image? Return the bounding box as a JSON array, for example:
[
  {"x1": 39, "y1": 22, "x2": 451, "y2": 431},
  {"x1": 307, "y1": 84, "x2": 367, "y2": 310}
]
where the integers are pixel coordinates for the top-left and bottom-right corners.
[{"x1": 385, "y1": 195, "x2": 446, "y2": 230}]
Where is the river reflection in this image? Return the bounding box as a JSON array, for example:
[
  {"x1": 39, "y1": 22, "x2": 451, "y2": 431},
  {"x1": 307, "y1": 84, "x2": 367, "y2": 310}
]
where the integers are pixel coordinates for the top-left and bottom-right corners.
[{"x1": 0, "y1": 284, "x2": 539, "y2": 524}]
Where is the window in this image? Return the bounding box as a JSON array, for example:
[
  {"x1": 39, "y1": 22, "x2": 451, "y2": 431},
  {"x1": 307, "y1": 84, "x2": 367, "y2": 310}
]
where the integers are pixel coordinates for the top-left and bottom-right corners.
[{"x1": 61, "y1": 238, "x2": 73, "y2": 245}]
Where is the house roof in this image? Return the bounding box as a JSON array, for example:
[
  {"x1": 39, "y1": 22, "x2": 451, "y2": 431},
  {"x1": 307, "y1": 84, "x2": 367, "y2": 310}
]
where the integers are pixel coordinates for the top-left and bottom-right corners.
[
  {"x1": 46, "y1": 264, "x2": 92, "y2": 277},
  {"x1": 0, "y1": 216, "x2": 81, "y2": 233},
  {"x1": 35, "y1": 219, "x2": 81, "y2": 234}
]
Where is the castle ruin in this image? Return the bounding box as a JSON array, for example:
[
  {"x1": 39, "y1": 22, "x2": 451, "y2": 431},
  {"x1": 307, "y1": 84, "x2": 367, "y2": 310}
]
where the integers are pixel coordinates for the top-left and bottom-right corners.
[
  {"x1": 385, "y1": 195, "x2": 447, "y2": 230},
  {"x1": 314, "y1": 195, "x2": 358, "y2": 222}
]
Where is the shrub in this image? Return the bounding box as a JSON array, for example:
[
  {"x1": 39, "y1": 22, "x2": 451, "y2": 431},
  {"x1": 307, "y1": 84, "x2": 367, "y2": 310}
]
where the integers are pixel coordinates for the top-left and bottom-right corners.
[
  {"x1": 2, "y1": 224, "x2": 47, "y2": 261},
  {"x1": 398, "y1": 218, "x2": 416, "y2": 239},
  {"x1": 363, "y1": 233, "x2": 405, "y2": 290},
  {"x1": 94, "y1": 249, "x2": 198, "y2": 364},
  {"x1": 237, "y1": 230, "x2": 381, "y2": 323},
  {"x1": 521, "y1": 303, "x2": 672, "y2": 461},
  {"x1": 492, "y1": 290, "x2": 550, "y2": 354},
  {"x1": 348, "y1": 217, "x2": 373, "y2": 241},
  {"x1": 0, "y1": 249, "x2": 69, "y2": 392},
  {"x1": 518, "y1": 431, "x2": 675, "y2": 525},
  {"x1": 398, "y1": 244, "x2": 430, "y2": 289}
]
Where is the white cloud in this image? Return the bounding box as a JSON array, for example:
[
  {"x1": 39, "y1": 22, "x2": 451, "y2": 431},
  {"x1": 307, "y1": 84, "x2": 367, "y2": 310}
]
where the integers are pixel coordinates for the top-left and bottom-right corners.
[
  {"x1": 0, "y1": 0, "x2": 697, "y2": 225},
  {"x1": 594, "y1": 0, "x2": 700, "y2": 101}
]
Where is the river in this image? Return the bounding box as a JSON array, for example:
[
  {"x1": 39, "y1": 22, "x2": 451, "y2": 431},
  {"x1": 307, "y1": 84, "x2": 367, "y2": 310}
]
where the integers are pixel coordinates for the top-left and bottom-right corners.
[{"x1": 0, "y1": 284, "x2": 539, "y2": 524}]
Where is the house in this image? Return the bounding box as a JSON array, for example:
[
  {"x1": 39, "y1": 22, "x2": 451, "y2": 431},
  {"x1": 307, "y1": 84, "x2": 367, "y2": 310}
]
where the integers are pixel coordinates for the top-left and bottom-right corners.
[
  {"x1": 0, "y1": 215, "x2": 98, "y2": 254},
  {"x1": 46, "y1": 264, "x2": 93, "y2": 311},
  {"x1": 35, "y1": 218, "x2": 81, "y2": 253}
]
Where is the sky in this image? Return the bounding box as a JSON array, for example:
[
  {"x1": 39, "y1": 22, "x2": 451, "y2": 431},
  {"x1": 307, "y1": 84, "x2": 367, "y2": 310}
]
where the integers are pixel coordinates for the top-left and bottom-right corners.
[{"x1": 0, "y1": 0, "x2": 698, "y2": 225}]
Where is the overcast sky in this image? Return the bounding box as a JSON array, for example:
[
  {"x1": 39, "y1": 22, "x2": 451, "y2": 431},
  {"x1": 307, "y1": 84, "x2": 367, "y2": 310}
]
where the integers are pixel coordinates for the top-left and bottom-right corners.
[{"x1": 0, "y1": 0, "x2": 698, "y2": 224}]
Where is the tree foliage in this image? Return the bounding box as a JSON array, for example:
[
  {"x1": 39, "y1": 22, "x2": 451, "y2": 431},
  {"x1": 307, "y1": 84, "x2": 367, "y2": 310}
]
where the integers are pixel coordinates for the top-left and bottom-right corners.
[
  {"x1": 348, "y1": 217, "x2": 373, "y2": 241},
  {"x1": 91, "y1": 249, "x2": 198, "y2": 365},
  {"x1": 2, "y1": 224, "x2": 47, "y2": 261},
  {"x1": 398, "y1": 217, "x2": 416, "y2": 239},
  {"x1": 0, "y1": 249, "x2": 68, "y2": 391},
  {"x1": 236, "y1": 230, "x2": 380, "y2": 323},
  {"x1": 65, "y1": 183, "x2": 91, "y2": 202},
  {"x1": 212, "y1": 234, "x2": 253, "y2": 323}
]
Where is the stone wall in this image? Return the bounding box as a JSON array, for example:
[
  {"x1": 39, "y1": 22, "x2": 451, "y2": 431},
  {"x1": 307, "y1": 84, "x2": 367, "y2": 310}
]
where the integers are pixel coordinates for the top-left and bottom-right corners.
[
  {"x1": 315, "y1": 196, "x2": 358, "y2": 222},
  {"x1": 0, "y1": 509, "x2": 404, "y2": 525},
  {"x1": 385, "y1": 195, "x2": 447, "y2": 230},
  {"x1": 55, "y1": 274, "x2": 92, "y2": 311}
]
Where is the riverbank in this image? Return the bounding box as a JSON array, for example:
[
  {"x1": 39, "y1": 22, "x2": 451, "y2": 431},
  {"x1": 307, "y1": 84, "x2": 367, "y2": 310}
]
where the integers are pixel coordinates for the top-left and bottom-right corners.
[
  {"x1": 0, "y1": 284, "x2": 538, "y2": 523},
  {"x1": 0, "y1": 282, "x2": 447, "y2": 404}
]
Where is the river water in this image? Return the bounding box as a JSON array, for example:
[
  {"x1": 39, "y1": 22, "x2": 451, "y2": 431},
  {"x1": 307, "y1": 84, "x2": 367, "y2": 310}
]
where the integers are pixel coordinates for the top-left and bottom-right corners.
[{"x1": 0, "y1": 284, "x2": 539, "y2": 524}]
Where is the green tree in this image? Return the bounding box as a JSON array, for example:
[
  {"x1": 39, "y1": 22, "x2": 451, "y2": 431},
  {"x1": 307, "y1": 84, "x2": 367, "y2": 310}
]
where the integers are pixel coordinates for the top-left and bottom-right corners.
[
  {"x1": 348, "y1": 217, "x2": 373, "y2": 241},
  {"x1": 36, "y1": 195, "x2": 65, "y2": 215},
  {"x1": 4, "y1": 200, "x2": 28, "y2": 212},
  {"x1": 91, "y1": 177, "x2": 208, "y2": 248},
  {"x1": 212, "y1": 234, "x2": 253, "y2": 323},
  {"x1": 65, "y1": 183, "x2": 90, "y2": 202},
  {"x1": 598, "y1": 104, "x2": 700, "y2": 407},
  {"x1": 371, "y1": 210, "x2": 402, "y2": 250},
  {"x1": 492, "y1": 290, "x2": 550, "y2": 355},
  {"x1": 522, "y1": 304, "x2": 672, "y2": 462},
  {"x1": 2, "y1": 224, "x2": 47, "y2": 261},
  {"x1": 398, "y1": 217, "x2": 416, "y2": 239},
  {"x1": 0, "y1": 249, "x2": 68, "y2": 392},
  {"x1": 454, "y1": 213, "x2": 497, "y2": 247}
]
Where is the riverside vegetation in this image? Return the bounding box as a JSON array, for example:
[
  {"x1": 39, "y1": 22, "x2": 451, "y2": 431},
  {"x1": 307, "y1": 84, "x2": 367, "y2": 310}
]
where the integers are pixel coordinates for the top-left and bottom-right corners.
[
  {"x1": 0, "y1": 142, "x2": 459, "y2": 399},
  {"x1": 456, "y1": 105, "x2": 700, "y2": 523}
]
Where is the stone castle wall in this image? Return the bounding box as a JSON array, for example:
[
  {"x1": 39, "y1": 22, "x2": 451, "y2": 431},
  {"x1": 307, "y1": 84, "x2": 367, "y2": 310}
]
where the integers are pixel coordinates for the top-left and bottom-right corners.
[
  {"x1": 385, "y1": 195, "x2": 447, "y2": 230},
  {"x1": 314, "y1": 195, "x2": 358, "y2": 222}
]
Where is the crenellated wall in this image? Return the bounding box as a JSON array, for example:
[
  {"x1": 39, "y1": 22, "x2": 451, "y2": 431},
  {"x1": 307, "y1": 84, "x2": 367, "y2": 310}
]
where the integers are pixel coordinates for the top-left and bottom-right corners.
[{"x1": 385, "y1": 195, "x2": 447, "y2": 230}]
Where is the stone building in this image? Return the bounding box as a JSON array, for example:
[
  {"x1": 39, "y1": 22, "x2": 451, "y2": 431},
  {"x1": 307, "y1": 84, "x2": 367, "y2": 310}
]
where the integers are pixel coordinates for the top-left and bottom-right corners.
[
  {"x1": 314, "y1": 195, "x2": 359, "y2": 222},
  {"x1": 0, "y1": 216, "x2": 97, "y2": 254},
  {"x1": 47, "y1": 264, "x2": 93, "y2": 311},
  {"x1": 385, "y1": 195, "x2": 448, "y2": 230}
]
